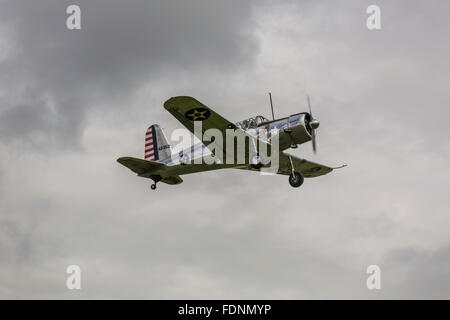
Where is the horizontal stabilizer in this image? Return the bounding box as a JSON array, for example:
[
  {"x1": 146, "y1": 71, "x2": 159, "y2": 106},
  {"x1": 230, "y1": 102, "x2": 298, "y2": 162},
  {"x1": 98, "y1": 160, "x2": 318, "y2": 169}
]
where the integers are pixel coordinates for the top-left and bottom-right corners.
[
  {"x1": 161, "y1": 175, "x2": 183, "y2": 185},
  {"x1": 117, "y1": 156, "x2": 183, "y2": 185},
  {"x1": 117, "y1": 157, "x2": 164, "y2": 175}
]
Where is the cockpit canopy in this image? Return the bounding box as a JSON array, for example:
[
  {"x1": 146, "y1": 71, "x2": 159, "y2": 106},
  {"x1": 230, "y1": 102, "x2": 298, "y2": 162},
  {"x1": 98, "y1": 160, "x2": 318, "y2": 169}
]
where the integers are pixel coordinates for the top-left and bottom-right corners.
[{"x1": 235, "y1": 115, "x2": 270, "y2": 130}]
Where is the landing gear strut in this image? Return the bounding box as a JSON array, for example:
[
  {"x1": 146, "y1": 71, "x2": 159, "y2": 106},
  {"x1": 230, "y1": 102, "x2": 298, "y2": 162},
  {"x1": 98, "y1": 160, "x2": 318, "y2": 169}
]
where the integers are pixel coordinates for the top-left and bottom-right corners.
[{"x1": 150, "y1": 175, "x2": 161, "y2": 191}]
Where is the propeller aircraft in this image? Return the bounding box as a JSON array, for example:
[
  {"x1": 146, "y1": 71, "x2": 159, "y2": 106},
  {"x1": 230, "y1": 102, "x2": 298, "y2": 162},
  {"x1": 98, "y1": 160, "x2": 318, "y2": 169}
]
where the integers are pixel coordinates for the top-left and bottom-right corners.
[{"x1": 117, "y1": 95, "x2": 345, "y2": 190}]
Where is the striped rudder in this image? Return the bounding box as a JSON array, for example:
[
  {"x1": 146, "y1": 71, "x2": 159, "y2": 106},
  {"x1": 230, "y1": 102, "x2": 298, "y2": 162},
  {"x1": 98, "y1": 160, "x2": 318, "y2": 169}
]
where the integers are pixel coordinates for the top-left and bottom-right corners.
[{"x1": 144, "y1": 124, "x2": 171, "y2": 161}]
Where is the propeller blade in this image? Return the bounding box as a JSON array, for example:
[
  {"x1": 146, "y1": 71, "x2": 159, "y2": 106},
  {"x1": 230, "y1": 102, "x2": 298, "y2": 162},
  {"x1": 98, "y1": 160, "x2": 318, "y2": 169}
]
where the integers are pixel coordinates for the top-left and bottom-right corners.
[
  {"x1": 312, "y1": 129, "x2": 317, "y2": 154},
  {"x1": 307, "y1": 95, "x2": 312, "y2": 118},
  {"x1": 307, "y1": 95, "x2": 317, "y2": 154}
]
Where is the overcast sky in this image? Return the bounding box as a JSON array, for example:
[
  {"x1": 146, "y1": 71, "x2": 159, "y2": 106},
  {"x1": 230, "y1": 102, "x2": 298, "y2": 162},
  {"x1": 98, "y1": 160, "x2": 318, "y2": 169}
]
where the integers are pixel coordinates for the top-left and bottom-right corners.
[{"x1": 0, "y1": 0, "x2": 449, "y2": 299}]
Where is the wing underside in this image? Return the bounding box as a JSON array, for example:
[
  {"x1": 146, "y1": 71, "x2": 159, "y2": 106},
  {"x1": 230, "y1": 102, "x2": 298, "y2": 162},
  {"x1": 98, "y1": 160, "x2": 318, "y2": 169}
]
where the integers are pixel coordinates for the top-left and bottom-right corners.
[
  {"x1": 277, "y1": 153, "x2": 333, "y2": 177},
  {"x1": 236, "y1": 152, "x2": 333, "y2": 178}
]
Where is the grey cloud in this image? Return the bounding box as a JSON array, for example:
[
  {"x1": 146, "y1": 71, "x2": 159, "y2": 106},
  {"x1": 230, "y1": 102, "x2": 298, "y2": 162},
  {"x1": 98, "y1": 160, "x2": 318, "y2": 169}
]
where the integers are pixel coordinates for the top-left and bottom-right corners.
[
  {"x1": 383, "y1": 245, "x2": 450, "y2": 298},
  {"x1": 0, "y1": 96, "x2": 83, "y2": 149},
  {"x1": 1, "y1": 0, "x2": 450, "y2": 299},
  {"x1": 0, "y1": 0, "x2": 258, "y2": 148}
]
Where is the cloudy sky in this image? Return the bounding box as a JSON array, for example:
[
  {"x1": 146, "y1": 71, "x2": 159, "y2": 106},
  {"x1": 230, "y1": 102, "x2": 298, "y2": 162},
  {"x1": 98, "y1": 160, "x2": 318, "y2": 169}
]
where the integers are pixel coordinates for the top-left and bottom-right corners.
[{"x1": 0, "y1": 0, "x2": 449, "y2": 299}]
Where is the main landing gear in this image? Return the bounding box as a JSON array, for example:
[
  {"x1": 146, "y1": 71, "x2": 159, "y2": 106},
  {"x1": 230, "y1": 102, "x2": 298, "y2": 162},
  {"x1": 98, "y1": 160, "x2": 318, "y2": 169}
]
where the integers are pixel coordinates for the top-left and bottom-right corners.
[
  {"x1": 288, "y1": 155, "x2": 304, "y2": 188},
  {"x1": 150, "y1": 183, "x2": 157, "y2": 190},
  {"x1": 289, "y1": 171, "x2": 304, "y2": 188}
]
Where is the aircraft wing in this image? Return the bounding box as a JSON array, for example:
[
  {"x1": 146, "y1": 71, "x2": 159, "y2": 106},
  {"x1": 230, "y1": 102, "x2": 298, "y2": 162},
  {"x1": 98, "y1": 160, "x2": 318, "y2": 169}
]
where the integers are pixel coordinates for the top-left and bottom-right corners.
[
  {"x1": 238, "y1": 152, "x2": 333, "y2": 178},
  {"x1": 164, "y1": 96, "x2": 272, "y2": 164},
  {"x1": 164, "y1": 96, "x2": 237, "y2": 140},
  {"x1": 278, "y1": 152, "x2": 333, "y2": 177}
]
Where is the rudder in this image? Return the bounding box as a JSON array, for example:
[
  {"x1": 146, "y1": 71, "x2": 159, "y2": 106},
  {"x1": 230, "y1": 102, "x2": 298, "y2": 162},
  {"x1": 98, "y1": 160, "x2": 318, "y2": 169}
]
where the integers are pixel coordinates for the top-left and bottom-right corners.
[{"x1": 145, "y1": 124, "x2": 171, "y2": 161}]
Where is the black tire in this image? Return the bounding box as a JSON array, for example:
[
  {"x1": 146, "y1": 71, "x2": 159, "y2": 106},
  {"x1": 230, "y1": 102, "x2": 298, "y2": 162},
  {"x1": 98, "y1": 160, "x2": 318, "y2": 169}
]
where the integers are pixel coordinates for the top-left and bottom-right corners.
[
  {"x1": 151, "y1": 184, "x2": 157, "y2": 190},
  {"x1": 251, "y1": 162, "x2": 264, "y2": 169},
  {"x1": 250, "y1": 154, "x2": 264, "y2": 169},
  {"x1": 289, "y1": 171, "x2": 304, "y2": 188}
]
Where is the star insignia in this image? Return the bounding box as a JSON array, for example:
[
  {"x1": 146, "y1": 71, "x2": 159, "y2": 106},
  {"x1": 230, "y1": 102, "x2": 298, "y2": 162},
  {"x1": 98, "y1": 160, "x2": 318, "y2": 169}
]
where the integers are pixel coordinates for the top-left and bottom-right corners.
[{"x1": 185, "y1": 108, "x2": 210, "y2": 121}]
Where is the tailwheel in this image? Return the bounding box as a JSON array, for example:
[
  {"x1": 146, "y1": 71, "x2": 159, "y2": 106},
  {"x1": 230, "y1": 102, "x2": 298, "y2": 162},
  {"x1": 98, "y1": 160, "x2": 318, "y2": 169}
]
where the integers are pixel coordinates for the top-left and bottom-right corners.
[
  {"x1": 289, "y1": 171, "x2": 304, "y2": 188},
  {"x1": 150, "y1": 183, "x2": 157, "y2": 190}
]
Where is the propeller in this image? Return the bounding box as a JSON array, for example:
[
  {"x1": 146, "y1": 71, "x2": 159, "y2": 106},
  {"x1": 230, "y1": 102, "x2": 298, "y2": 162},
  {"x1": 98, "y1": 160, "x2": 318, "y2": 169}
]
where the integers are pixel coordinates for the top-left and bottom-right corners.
[{"x1": 307, "y1": 95, "x2": 320, "y2": 154}]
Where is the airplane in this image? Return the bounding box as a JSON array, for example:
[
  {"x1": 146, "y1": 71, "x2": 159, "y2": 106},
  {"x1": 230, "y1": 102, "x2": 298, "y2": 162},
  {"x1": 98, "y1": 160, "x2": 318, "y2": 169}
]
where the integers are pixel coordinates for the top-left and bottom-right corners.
[{"x1": 117, "y1": 95, "x2": 345, "y2": 190}]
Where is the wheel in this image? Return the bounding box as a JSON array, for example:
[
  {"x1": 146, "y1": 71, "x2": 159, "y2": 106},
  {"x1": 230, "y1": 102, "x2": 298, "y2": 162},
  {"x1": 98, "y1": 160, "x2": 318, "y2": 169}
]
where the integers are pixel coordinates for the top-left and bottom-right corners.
[
  {"x1": 289, "y1": 171, "x2": 304, "y2": 188},
  {"x1": 150, "y1": 183, "x2": 157, "y2": 190},
  {"x1": 250, "y1": 154, "x2": 264, "y2": 169},
  {"x1": 251, "y1": 162, "x2": 264, "y2": 169}
]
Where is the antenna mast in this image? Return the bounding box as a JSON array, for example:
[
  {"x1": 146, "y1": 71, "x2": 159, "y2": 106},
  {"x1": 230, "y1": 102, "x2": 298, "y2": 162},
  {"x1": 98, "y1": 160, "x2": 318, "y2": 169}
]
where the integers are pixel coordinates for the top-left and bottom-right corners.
[{"x1": 268, "y1": 92, "x2": 275, "y2": 120}]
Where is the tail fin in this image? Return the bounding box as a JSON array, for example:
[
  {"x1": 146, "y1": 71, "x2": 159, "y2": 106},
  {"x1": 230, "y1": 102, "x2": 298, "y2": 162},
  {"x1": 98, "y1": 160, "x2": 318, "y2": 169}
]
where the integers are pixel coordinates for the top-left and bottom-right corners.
[{"x1": 144, "y1": 124, "x2": 171, "y2": 161}]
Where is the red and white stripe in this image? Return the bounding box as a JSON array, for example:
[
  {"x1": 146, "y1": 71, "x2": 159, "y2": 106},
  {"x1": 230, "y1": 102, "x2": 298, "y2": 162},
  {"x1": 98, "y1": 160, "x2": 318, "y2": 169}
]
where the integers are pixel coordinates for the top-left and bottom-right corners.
[{"x1": 144, "y1": 126, "x2": 155, "y2": 160}]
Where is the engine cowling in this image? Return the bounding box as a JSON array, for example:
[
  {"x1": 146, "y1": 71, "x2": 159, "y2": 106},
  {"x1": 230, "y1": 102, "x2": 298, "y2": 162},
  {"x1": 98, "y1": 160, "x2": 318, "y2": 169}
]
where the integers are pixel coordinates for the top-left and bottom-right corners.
[{"x1": 288, "y1": 113, "x2": 314, "y2": 146}]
